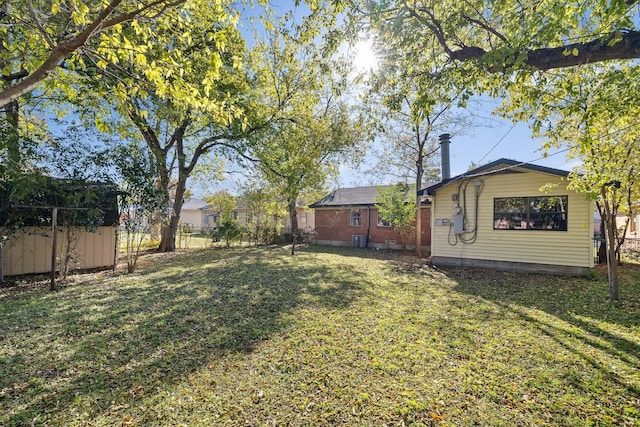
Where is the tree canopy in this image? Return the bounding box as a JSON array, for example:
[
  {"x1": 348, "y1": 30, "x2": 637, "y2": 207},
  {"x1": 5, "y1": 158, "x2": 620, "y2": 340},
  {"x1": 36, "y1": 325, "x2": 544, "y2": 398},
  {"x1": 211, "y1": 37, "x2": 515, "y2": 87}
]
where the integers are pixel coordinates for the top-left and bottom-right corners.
[
  {"x1": 348, "y1": 0, "x2": 640, "y2": 138},
  {"x1": 56, "y1": 0, "x2": 251, "y2": 252},
  {"x1": 243, "y1": 24, "x2": 366, "y2": 239},
  {"x1": 0, "y1": 0, "x2": 190, "y2": 107},
  {"x1": 354, "y1": 0, "x2": 640, "y2": 73}
]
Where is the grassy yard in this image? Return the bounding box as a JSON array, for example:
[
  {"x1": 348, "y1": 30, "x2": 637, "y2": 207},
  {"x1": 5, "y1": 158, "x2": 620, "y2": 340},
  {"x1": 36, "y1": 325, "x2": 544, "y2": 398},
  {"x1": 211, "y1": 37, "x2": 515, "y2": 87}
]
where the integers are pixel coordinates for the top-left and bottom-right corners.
[
  {"x1": 121, "y1": 232, "x2": 214, "y2": 251},
  {"x1": 1, "y1": 246, "x2": 639, "y2": 426}
]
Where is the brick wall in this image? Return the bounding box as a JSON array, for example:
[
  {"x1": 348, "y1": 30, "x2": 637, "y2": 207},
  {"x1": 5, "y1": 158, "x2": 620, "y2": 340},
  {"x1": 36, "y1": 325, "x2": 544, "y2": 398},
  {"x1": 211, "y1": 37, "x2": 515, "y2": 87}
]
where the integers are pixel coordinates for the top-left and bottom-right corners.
[
  {"x1": 314, "y1": 206, "x2": 431, "y2": 248},
  {"x1": 314, "y1": 209, "x2": 361, "y2": 242}
]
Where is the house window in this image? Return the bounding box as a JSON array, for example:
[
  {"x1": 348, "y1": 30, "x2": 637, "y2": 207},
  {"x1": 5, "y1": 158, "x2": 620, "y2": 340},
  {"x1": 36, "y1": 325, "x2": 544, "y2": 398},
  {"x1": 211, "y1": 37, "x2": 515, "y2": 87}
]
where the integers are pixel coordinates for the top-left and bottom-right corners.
[
  {"x1": 631, "y1": 214, "x2": 637, "y2": 234},
  {"x1": 350, "y1": 209, "x2": 361, "y2": 227},
  {"x1": 377, "y1": 212, "x2": 391, "y2": 227},
  {"x1": 494, "y1": 196, "x2": 568, "y2": 231}
]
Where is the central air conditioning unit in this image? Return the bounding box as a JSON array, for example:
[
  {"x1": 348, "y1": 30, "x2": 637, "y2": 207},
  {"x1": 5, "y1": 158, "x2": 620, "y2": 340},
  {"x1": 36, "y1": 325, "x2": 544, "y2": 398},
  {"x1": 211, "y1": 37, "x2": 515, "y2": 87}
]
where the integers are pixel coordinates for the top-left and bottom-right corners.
[{"x1": 352, "y1": 235, "x2": 367, "y2": 248}]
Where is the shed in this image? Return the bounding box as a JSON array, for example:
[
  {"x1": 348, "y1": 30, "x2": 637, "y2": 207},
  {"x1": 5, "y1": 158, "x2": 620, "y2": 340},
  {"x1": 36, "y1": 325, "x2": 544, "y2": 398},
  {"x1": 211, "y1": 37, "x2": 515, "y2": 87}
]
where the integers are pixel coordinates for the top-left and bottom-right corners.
[
  {"x1": 0, "y1": 179, "x2": 119, "y2": 276},
  {"x1": 423, "y1": 159, "x2": 594, "y2": 275}
]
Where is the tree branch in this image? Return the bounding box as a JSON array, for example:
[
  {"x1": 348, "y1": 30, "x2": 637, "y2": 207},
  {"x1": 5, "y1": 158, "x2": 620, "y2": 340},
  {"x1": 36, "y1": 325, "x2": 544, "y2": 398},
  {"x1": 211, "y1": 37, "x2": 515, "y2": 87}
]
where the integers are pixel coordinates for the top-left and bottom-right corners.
[
  {"x1": 461, "y1": 13, "x2": 508, "y2": 44},
  {"x1": 0, "y1": 0, "x2": 185, "y2": 108},
  {"x1": 28, "y1": 0, "x2": 55, "y2": 49},
  {"x1": 407, "y1": 4, "x2": 454, "y2": 58},
  {"x1": 450, "y1": 30, "x2": 640, "y2": 71}
]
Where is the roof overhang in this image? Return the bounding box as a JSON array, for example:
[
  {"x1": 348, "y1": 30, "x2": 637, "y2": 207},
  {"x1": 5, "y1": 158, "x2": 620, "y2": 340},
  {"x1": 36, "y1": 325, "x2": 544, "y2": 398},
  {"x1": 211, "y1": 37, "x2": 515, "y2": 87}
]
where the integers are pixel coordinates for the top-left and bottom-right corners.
[{"x1": 420, "y1": 158, "x2": 569, "y2": 196}]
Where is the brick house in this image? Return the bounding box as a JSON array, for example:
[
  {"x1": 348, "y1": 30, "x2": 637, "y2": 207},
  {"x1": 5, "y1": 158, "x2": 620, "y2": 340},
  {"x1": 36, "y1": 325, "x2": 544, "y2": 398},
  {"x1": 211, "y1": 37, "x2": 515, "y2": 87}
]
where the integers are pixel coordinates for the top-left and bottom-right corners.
[{"x1": 309, "y1": 185, "x2": 431, "y2": 251}]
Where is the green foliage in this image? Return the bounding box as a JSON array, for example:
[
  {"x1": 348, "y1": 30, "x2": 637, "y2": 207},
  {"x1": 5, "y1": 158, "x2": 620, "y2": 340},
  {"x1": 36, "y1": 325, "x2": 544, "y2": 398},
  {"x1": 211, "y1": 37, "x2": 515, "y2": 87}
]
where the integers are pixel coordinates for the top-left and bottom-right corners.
[
  {"x1": 238, "y1": 179, "x2": 287, "y2": 246},
  {"x1": 62, "y1": 0, "x2": 251, "y2": 252},
  {"x1": 0, "y1": 0, "x2": 189, "y2": 107},
  {"x1": 206, "y1": 191, "x2": 237, "y2": 223},
  {"x1": 246, "y1": 24, "x2": 366, "y2": 236},
  {"x1": 375, "y1": 183, "x2": 416, "y2": 233},
  {"x1": 347, "y1": 0, "x2": 640, "y2": 155},
  {"x1": 0, "y1": 109, "x2": 50, "y2": 175},
  {"x1": 351, "y1": 0, "x2": 639, "y2": 73},
  {"x1": 112, "y1": 142, "x2": 166, "y2": 273},
  {"x1": 0, "y1": 176, "x2": 118, "y2": 229},
  {"x1": 1, "y1": 246, "x2": 639, "y2": 425},
  {"x1": 217, "y1": 217, "x2": 243, "y2": 247}
]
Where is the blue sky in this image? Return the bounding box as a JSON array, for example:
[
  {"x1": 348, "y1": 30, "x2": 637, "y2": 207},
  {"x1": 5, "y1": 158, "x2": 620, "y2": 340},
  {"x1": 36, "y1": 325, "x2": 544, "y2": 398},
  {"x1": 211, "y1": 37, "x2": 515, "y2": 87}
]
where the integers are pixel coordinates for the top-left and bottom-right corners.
[{"x1": 336, "y1": 120, "x2": 575, "y2": 188}]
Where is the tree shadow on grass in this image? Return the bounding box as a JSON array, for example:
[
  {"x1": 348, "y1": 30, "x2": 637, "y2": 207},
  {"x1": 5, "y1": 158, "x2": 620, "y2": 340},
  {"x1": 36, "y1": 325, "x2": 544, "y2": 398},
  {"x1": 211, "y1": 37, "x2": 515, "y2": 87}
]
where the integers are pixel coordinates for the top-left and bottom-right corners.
[
  {"x1": 0, "y1": 246, "x2": 368, "y2": 425},
  {"x1": 445, "y1": 266, "x2": 640, "y2": 398},
  {"x1": 298, "y1": 244, "x2": 421, "y2": 262}
]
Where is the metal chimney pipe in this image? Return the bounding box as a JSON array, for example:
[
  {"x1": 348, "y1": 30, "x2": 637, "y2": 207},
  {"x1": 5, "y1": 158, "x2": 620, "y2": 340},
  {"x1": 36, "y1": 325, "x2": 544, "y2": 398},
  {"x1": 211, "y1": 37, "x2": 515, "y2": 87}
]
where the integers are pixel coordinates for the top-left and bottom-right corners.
[{"x1": 439, "y1": 133, "x2": 451, "y2": 181}]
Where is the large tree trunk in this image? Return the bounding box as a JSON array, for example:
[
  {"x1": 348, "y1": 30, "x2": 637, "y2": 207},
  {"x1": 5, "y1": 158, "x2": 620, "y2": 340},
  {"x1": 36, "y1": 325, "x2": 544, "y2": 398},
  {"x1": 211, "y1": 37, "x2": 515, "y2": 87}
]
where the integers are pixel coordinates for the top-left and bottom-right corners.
[
  {"x1": 159, "y1": 223, "x2": 176, "y2": 252},
  {"x1": 155, "y1": 153, "x2": 173, "y2": 251},
  {"x1": 601, "y1": 188, "x2": 619, "y2": 301},
  {"x1": 415, "y1": 159, "x2": 423, "y2": 258},
  {"x1": 159, "y1": 177, "x2": 187, "y2": 252},
  {"x1": 606, "y1": 215, "x2": 619, "y2": 301}
]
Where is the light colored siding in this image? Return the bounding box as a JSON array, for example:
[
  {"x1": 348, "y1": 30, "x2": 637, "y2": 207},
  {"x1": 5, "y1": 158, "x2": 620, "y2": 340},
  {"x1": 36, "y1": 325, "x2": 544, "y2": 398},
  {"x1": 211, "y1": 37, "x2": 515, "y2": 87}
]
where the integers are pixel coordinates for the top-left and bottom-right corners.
[
  {"x1": 180, "y1": 210, "x2": 203, "y2": 227},
  {"x1": 431, "y1": 170, "x2": 594, "y2": 268},
  {"x1": 235, "y1": 209, "x2": 249, "y2": 225},
  {"x1": 2, "y1": 226, "x2": 116, "y2": 276}
]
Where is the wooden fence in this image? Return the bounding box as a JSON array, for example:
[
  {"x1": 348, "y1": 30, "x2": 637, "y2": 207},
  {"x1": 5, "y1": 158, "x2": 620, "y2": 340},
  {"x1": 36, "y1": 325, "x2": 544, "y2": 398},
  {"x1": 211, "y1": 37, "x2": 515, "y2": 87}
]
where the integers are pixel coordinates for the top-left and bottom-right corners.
[{"x1": 1, "y1": 226, "x2": 117, "y2": 276}]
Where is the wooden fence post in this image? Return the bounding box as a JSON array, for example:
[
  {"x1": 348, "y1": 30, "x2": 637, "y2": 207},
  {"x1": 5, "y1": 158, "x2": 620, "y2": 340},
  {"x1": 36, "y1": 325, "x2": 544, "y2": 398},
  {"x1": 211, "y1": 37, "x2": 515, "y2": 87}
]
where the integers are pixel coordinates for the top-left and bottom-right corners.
[{"x1": 51, "y1": 207, "x2": 57, "y2": 291}]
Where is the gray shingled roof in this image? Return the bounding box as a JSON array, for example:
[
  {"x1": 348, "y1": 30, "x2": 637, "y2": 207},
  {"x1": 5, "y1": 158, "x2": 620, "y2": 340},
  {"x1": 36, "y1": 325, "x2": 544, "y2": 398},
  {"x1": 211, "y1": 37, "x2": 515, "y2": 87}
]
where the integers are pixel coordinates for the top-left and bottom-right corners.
[
  {"x1": 310, "y1": 184, "x2": 433, "y2": 208},
  {"x1": 181, "y1": 198, "x2": 210, "y2": 210}
]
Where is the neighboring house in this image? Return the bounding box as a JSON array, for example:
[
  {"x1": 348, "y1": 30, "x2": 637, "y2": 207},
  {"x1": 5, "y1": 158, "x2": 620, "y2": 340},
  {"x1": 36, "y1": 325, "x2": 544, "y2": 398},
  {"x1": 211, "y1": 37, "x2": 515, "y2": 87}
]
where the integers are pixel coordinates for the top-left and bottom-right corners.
[
  {"x1": 178, "y1": 198, "x2": 217, "y2": 232},
  {"x1": 281, "y1": 205, "x2": 316, "y2": 234},
  {"x1": 232, "y1": 202, "x2": 250, "y2": 227},
  {"x1": 234, "y1": 199, "x2": 314, "y2": 235},
  {"x1": 614, "y1": 202, "x2": 640, "y2": 239},
  {"x1": 423, "y1": 159, "x2": 594, "y2": 275},
  {"x1": 309, "y1": 185, "x2": 431, "y2": 251},
  {"x1": 179, "y1": 198, "x2": 279, "y2": 232},
  {"x1": 608, "y1": 204, "x2": 640, "y2": 254},
  {"x1": 629, "y1": 211, "x2": 640, "y2": 237},
  {"x1": 296, "y1": 207, "x2": 315, "y2": 232}
]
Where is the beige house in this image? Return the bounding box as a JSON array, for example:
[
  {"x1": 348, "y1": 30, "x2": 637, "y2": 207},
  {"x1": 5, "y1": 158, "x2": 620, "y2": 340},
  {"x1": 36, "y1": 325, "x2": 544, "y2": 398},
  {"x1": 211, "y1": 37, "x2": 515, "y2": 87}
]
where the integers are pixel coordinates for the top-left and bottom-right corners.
[
  {"x1": 423, "y1": 159, "x2": 594, "y2": 275},
  {"x1": 232, "y1": 204, "x2": 251, "y2": 228},
  {"x1": 282, "y1": 206, "x2": 315, "y2": 234},
  {"x1": 178, "y1": 197, "x2": 315, "y2": 236},
  {"x1": 179, "y1": 198, "x2": 217, "y2": 232},
  {"x1": 179, "y1": 198, "x2": 262, "y2": 231},
  {"x1": 628, "y1": 212, "x2": 640, "y2": 237},
  {"x1": 612, "y1": 204, "x2": 640, "y2": 254}
]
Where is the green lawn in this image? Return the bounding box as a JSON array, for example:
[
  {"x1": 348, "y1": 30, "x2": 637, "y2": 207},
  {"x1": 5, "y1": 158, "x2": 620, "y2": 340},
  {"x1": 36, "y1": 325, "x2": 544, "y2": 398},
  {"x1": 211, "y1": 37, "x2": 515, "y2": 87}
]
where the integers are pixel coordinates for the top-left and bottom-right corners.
[
  {"x1": 120, "y1": 231, "x2": 214, "y2": 251},
  {"x1": 1, "y1": 246, "x2": 639, "y2": 426}
]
